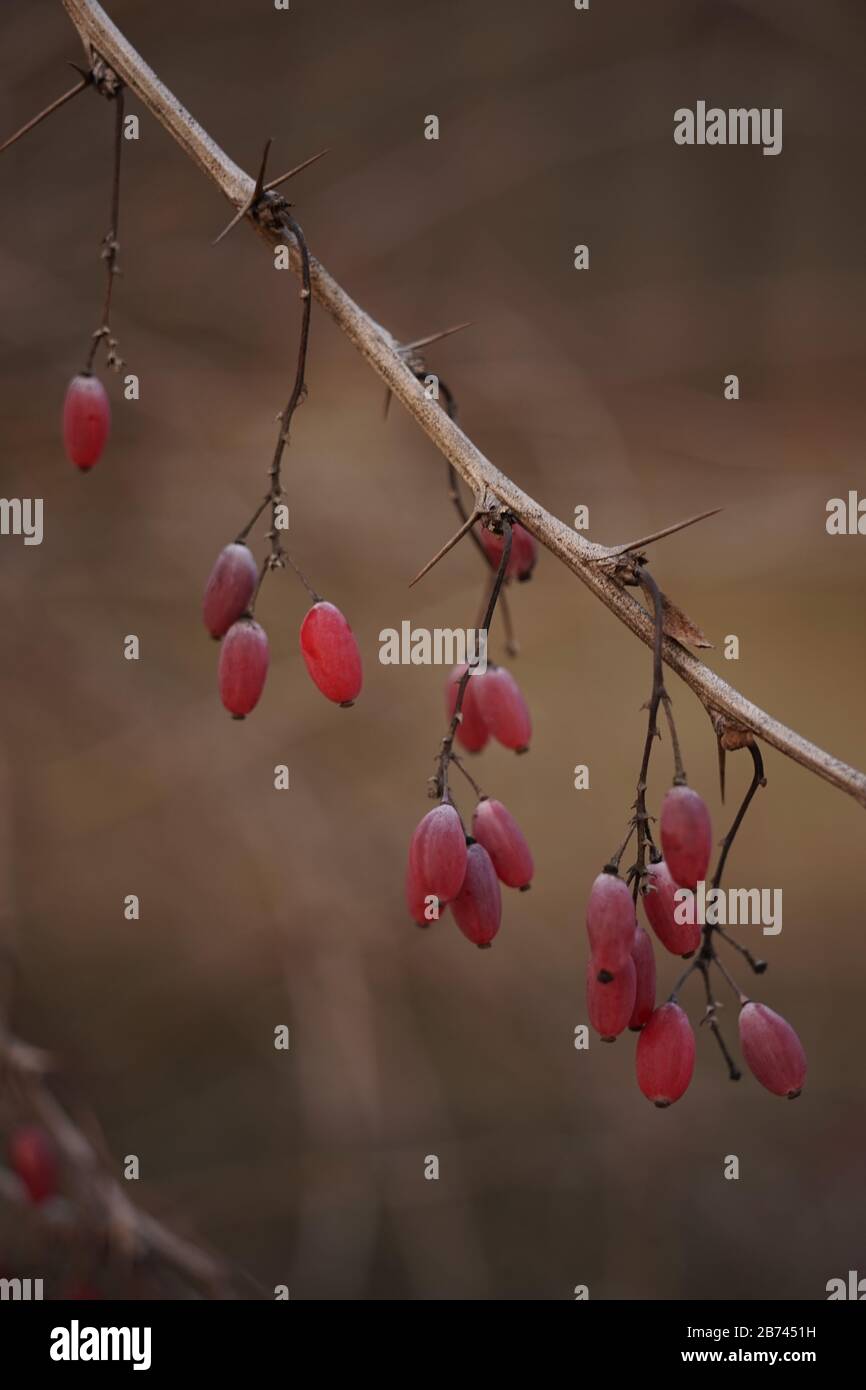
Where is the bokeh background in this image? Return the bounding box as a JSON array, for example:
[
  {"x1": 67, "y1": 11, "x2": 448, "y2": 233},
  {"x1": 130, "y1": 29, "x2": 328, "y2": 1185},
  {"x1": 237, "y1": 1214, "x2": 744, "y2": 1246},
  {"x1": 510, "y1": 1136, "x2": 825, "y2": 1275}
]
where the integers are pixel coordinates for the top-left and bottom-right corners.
[{"x1": 1, "y1": 0, "x2": 865, "y2": 1299}]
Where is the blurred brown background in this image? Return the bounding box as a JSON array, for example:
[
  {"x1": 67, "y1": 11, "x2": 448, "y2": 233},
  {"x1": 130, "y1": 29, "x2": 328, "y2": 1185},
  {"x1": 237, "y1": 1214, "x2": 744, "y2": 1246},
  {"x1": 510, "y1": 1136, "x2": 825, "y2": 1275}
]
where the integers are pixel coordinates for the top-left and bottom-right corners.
[{"x1": 1, "y1": 0, "x2": 865, "y2": 1299}]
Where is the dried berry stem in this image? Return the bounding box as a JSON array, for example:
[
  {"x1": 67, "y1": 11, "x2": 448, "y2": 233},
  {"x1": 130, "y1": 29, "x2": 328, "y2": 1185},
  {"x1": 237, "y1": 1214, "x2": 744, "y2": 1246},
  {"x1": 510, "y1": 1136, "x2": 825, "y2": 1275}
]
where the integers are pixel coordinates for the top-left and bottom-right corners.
[{"x1": 84, "y1": 85, "x2": 124, "y2": 373}]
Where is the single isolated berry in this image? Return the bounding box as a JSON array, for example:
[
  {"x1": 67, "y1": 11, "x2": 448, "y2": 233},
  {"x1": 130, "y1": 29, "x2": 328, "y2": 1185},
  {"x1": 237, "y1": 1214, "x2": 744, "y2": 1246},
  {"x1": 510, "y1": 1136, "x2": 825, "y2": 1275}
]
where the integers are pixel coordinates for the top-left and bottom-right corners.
[
  {"x1": 474, "y1": 665, "x2": 531, "y2": 753},
  {"x1": 475, "y1": 522, "x2": 538, "y2": 581},
  {"x1": 629, "y1": 926, "x2": 656, "y2": 1031},
  {"x1": 409, "y1": 803, "x2": 467, "y2": 904},
  {"x1": 471, "y1": 797, "x2": 533, "y2": 890},
  {"x1": 8, "y1": 1126, "x2": 59, "y2": 1205},
  {"x1": 586, "y1": 870, "x2": 636, "y2": 979},
  {"x1": 63, "y1": 373, "x2": 110, "y2": 471},
  {"x1": 202, "y1": 543, "x2": 258, "y2": 639},
  {"x1": 660, "y1": 785, "x2": 713, "y2": 890},
  {"x1": 738, "y1": 1002, "x2": 807, "y2": 1099},
  {"x1": 451, "y1": 842, "x2": 502, "y2": 948},
  {"x1": 218, "y1": 617, "x2": 270, "y2": 718},
  {"x1": 642, "y1": 858, "x2": 701, "y2": 957},
  {"x1": 587, "y1": 956, "x2": 636, "y2": 1041},
  {"x1": 636, "y1": 1002, "x2": 696, "y2": 1107},
  {"x1": 300, "y1": 601, "x2": 363, "y2": 706},
  {"x1": 445, "y1": 664, "x2": 490, "y2": 753}
]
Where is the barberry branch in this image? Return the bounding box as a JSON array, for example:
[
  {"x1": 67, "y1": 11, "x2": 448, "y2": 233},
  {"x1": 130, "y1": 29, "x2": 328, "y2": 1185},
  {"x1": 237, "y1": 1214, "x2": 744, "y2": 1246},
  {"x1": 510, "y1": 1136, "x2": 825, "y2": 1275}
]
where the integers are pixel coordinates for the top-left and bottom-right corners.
[{"x1": 57, "y1": 0, "x2": 866, "y2": 811}]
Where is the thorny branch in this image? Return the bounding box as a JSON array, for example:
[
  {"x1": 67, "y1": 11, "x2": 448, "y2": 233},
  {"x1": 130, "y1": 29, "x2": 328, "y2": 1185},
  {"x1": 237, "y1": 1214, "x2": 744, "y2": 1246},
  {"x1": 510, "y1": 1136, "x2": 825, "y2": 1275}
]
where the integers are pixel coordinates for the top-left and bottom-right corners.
[{"x1": 53, "y1": 0, "x2": 866, "y2": 810}]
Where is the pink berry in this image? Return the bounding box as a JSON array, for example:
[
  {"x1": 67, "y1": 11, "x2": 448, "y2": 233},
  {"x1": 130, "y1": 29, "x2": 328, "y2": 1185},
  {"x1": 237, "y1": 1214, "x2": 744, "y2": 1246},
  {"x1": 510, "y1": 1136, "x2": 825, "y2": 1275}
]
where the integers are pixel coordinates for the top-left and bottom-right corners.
[
  {"x1": 475, "y1": 522, "x2": 538, "y2": 581},
  {"x1": 9, "y1": 1126, "x2": 58, "y2": 1205},
  {"x1": 218, "y1": 617, "x2": 269, "y2": 717},
  {"x1": 63, "y1": 373, "x2": 110, "y2": 471},
  {"x1": 587, "y1": 956, "x2": 636, "y2": 1041},
  {"x1": 471, "y1": 797, "x2": 533, "y2": 890},
  {"x1": 629, "y1": 926, "x2": 656, "y2": 1031},
  {"x1": 409, "y1": 804, "x2": 467, "y2": 903},
  {"x1": 474, "y1": 666, "x2": 531, "y2": 753},
  {"x1": 586, "y1": 871, "x2": 636, "y2": 978},
  {"x1": 202, "y1": 543, "x2": 258, "y2": 639},
  {"x1": 642, "y1": 859, "x2": 701, "y2": 957},
  {"x1": 451, "y1": 842, "x2": 501, "y2": 948},
  {"x1": 660, "y1": 785, "x2": 713, "y2": 890},
  {"x1": 738, "y1": 1002, "x2": 806, "y2": 1099},
  {"x1": 636, "y1": 1003, "x2": 696, "y2": 1107},
  {"x1": 405, "y1": 858, "x2": 444, "y2": 927},
  {"x1": 445, "y1": 664, "x2": 490, "y2": 752},
  {"x1": 300, "y1": 601, "x2": 363, "y2": 706}
]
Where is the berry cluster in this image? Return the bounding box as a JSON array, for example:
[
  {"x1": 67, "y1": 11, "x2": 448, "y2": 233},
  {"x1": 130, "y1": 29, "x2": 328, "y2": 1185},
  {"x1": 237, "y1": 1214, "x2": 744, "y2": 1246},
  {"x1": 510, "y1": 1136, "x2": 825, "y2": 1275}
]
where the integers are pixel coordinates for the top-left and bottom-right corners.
[
  {"x1": 406, "y1": 516, "x2": 535, "y2": 947},
  {"x1": 584, "y1": 562, "x2": 807, "y2": 1106},
  {"x1": 200, "y1": 179, "x2": 362, "y2": 720}
]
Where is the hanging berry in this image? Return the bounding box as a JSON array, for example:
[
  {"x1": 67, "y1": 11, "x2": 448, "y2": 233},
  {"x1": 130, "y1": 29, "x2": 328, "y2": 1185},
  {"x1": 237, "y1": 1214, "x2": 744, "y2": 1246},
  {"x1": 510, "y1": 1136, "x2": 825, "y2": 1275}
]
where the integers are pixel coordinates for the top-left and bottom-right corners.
[
  {"x1": 471, "y1": 797, "x2": 533, "y2": 889},
  {"x1": 202, "y1": 543, "x2": 259, "y2": 638},
  {"x1": 586, "y1": 871, "x2": 636, "y2": 979},
  {"x1": 738, "y1": 1002, "x2": 806, "y2": 1099},
  {"x1": 629, "y1": 927, "x2": 656, "y2": 1030},
  {"x1": 409, "y1": 804, "x2": 468, "y2": 904},
  {"x1": 62, "y1": 373, "x2": 111, "y2": 471},
  {"x1": 642, "y1": 858, "x2": 700, "y2": 957},
  {"x1": 636, "y1": 1003, "x2": 696, "y2": 1107},
  {"x1": 587, "y1": 957, "x2": 636, "y2": 1041},
  {"x1": 451, "y1": 842, "x2": 501, "y2": 948},
  {"x1": 660, "y1": 785, "x2": 713, "y2": 890},
  {"x1": 218, "y1": 618, "x2": 270, "y2": 718},
  {"x1": 445, "y1": 664, "x2": 489, "y2": 752},
  {"x1": 474, "y1": 666, "x2": 531, "y2": 753},
  {"x1": 300, "y1": 601, "x2": 363, "y2": 706}
]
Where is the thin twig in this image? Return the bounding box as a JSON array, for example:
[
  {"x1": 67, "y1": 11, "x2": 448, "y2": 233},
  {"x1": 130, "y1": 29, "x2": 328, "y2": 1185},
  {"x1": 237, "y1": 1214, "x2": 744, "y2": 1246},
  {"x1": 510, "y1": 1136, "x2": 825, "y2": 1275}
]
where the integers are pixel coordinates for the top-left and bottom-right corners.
[
  {"x1": 85, "y1": 86, "x2": 125, "y2": 373},
  {"x1": 0, "y1": 74, "x2": 91, "y2": 155}
]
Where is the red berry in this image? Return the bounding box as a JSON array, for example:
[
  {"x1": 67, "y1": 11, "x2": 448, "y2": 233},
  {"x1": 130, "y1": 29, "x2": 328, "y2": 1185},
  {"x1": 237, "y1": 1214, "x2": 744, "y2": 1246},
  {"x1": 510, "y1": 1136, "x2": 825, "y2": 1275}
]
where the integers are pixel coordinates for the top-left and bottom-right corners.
[
  {"x1": 445, "y1": 664, "x2": 489, "y2": 752},
  {"x1": 738, "y1": 1002, "x2": 806, "y2": 1099},
  {"x1": 636, "y1": 1003, "x2": 696, "y2": 1107},
  {"x1": 218, "y1": 617, "x2": 269, "y2": 717},
  {"x1": 409, "y1": 804, "x2": 467, "y2": 903},
  {"x1": 474, "y1": 666, "x2": 531, "y2": 752},
  {"x1": 475, "y1": 523, "x2": 538, "y2": 581},
  {"x1": 660, "y1": 785, "x2": 712, "y2": 890},
  {"x1": 451, "y1": 842, "x2": 501, "y2": 948},
  {"x1": 405, "y1": 858, "x2": 444, "y2": 927},
  {"x1": 300, "y1": 601, "x2": 363, "y2": 706},
  {"x1": 586, "y1": 871, "x2": 636, "y2": 978},
  {"x1": 642, "y1": 859, "x2": 701, "y2": 957},
  {"x1": 587, "y1": 956, "x2": 636, "y2": 1041},
  {"x1": 63, "y1": 373, "x2": 110, "y2": 470},
  {"x1": 629, "y1": 926, "x2": 656, "y2": 1031},
  {"x1": 471, "y1": 797, "x2": 533, "y2": 889},
  {"x1": 9, "y1": 1126, "x2": 58, "y2": 1205},
  {"x1": 202, "y1": 543, "x2": 258, "y2": 639}
]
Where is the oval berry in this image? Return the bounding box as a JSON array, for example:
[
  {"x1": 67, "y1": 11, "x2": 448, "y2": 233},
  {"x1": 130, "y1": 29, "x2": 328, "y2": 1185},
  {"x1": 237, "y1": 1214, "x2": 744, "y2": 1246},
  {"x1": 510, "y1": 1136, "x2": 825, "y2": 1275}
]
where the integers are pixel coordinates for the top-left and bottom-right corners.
[
  {"x1": 63, "y1": 373, "x2": 110, "y2": 471},
  {"x1": 738, "y1": 1002, "x2": 806, "y2": 1099},
  {"x1": 409, "y1": 804, "x2": 467, "y2": 904},
  {"x1": 300, "y1": 601, "x2": 363, "y2": 706},
  {"x1": 9, "y1": 1126, "x2": 58, "y2": 1205},
  {"x1": 660, "y1": 785, "x2": 712, "y2": 890},
  {"x1": 451, "y1": 842, "x2": 501, "y2": 948},
  {"x1": 587, "y1": 956, "x2": 636, "y2": 1041},
  {"x1": 445, "y1": 664, "x2": 490, "y2": 752},
  {"x1": 202, "y1": 543, "x2": 258, "y2": 638},
  {"x1": 586, "y1": 871, "x2": 636, "y2": 978},
  {"x1": 642, "y1": 859, "x2": 701, "y2": 957},
  {"x1": 405, "y1": 858, "x2": 444, "y2": 927},
  {"x1": 218, "y1": 617, "x2": 269, "y2": 718},
  {"x1": 474, "y1": 666, "x2": 531, "y2": 753},
  {"x1": 629, "y1": 926, "x2": 656, "y2": 1031},
  {"x1": 471, "y1": 797, "x2": 533, "y2": 890},
  {"x1": 475, "y1": 523, "x2": 538, "y2": 581},
  {"x1": 636, "y1": 1002, "x2": 696, "y2": 1107}
]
